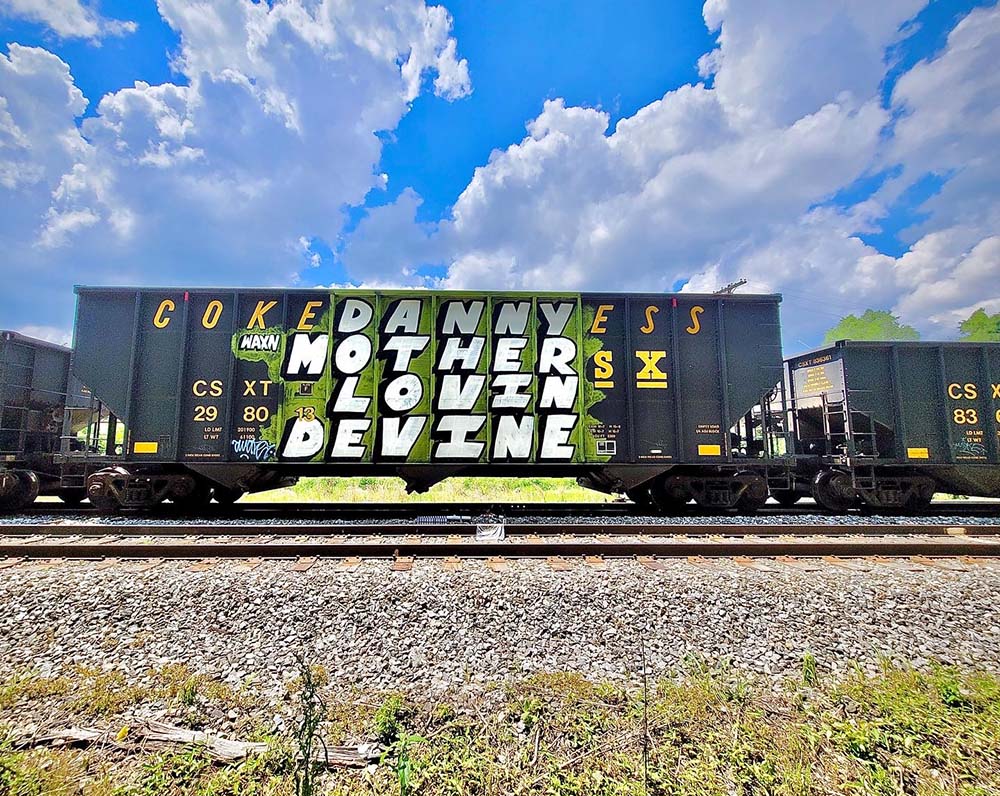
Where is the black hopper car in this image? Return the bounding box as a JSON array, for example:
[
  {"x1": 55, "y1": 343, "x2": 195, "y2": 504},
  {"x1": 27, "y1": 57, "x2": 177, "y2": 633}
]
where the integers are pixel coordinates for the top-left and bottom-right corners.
[{"x1": 1, "y1": 288, "x2": 998, "y2": 514}]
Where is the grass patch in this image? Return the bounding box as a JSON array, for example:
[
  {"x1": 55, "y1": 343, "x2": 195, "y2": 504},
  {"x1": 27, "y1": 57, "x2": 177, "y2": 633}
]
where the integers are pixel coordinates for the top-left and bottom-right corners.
[
  {"x1": 0, "y1": 673, "x2": 72, "y2": 711},
  {"x1": 0, "y1": 664, "x2": 258, "y2": 723},
  {"x1": 1, "y1": 662, "x2": 999, "y2": 794},
  {"x1": 243, "y1": 476, "x2": 610, "y2": 504}
]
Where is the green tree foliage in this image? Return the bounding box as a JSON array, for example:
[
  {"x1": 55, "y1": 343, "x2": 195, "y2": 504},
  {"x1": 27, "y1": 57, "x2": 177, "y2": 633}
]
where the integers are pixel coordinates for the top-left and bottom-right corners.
[
  {"x1": 958, "y1": 308, "x2": 1000, "y2": 342},
  {"x1": 822, "y1": 310, "x2": 920, "y2": 346}
]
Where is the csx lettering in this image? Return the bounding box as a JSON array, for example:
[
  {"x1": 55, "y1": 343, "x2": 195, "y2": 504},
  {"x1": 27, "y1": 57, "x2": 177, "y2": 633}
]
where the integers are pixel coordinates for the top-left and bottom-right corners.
[
  {"x1": 992, "y1": 384, "x2": 1000, "y2": 399},
  {"x1": 948, "y1": 383, "x2": 978, "y2": 400},
  {"x1": 635, "y1": 351, "x2": 667, "y2": 382},
  {"x1": 192, "y1": 379, "x2": 223, "y2": 397},
  {"x1": 594, "y1": 350, "x2": 614, "y2": 388},
  {"x1": 590, "y1": 304, "x2": 613, "y2": 334},
  {"x1": 685, "y1": 306, "x2": 704, "y2": 335},
  {"x1": 242, "y1": 380, "x2": 273, "y2": 396},
  {"x1": 153, "y1": 299, "x2": 175, "y2": 329},
  {"x1": 640, "y1": 305, "x2": 658, "y2": 334}
]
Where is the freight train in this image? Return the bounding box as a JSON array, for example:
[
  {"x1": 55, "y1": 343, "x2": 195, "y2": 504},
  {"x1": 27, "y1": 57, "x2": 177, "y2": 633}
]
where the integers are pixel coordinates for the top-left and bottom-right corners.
[{"x1": 1, "y1": 287, "x2": 998, "y2": 514}]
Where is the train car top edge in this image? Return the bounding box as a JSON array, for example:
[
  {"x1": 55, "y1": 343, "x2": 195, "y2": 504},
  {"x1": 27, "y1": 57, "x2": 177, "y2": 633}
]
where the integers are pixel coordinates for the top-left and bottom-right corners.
[
  {"x1": 0, "y1": 329, "x2": 72, "y2": 353},
  {"x1": 789, "y1": 339, "x2": 1000, "y2": 369},
  {"x1": 72, "y1": 285, "x2": 783, "y2": 302}
]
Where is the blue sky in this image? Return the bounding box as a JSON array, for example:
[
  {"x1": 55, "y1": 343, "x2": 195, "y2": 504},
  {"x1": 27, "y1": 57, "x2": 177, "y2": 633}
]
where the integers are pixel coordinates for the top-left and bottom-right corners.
[{"x1": 0, "y1": 0, "x2": 998, "y2": 346}]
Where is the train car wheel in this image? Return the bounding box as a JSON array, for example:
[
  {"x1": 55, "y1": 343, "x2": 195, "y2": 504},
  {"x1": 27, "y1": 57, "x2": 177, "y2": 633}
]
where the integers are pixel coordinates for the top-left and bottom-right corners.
[
  {"x1": 770, "y1": 489, "x2": 801, "y2": 507},
  {"x1": 734, "y1": 473, "x2": 768, "y2": 513},
  {"x1": 213, "y1": 486, "x2": 245, "y2": 505},
  {"x1": 87, "y1": 491, "x2": 121, "y2": 514},
  {"x1": 171, "y1": 480, "x2": 213, "y2": 509},
  {"x1": 811, "y1": 470, "x2": 855, "y2": 512},
  {"x1": 650, "y1": 476, "x2": 690, "y2": 514},
  {"x1": 625, "y1": 485, "x2": 651, "y2": 507},
  {"x1": 0, "y1": 471, "x2": 39, "y2": 512},
  {"x1": 902, "y1": 480, "x2": 935, "y2": 512}
]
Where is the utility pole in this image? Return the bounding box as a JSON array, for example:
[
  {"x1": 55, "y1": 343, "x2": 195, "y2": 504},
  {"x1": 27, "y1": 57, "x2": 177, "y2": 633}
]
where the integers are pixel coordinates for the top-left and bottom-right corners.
[{"x1": 715, "y1": 278, "x2": 747, "y2": 295}]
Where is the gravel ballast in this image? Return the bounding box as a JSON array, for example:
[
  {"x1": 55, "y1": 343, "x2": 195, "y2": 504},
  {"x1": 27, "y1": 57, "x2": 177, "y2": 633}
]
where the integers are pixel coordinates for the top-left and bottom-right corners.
[
  {"x1": 5, "y1": 510, "x2": 1000, "y2": 526},
  {"x1": 2, "y1": 558, "x2": 999, "y2": 705}
]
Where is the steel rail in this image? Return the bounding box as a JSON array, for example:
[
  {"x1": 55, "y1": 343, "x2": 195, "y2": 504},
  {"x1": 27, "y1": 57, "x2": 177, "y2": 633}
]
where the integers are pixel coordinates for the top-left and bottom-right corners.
[
  {"x1": 0, "y1": 522, "x2": 996, "y2": 538},
  {"x1": 19, "y1": 500, "x2": 1000, "y2": 519},
  {"x1": 1, "y1": 535, "x2": 998, "y2": 560}
]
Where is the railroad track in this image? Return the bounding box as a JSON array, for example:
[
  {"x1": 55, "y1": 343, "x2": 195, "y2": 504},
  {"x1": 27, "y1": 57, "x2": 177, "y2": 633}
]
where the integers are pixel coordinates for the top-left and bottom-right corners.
[
  {"x1": 1, "y1": 522, "x2": 999, "y2": 561},
  {"x1": 18, "y1": 500, "x2": 1000, "y2": 519}
]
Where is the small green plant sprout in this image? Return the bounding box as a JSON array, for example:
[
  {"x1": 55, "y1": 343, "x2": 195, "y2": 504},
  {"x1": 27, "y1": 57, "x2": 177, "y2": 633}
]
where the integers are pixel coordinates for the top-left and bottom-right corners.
[
  {"x1": 291, "y1": 654, "x2": 328, "y2": 796},
  {"x1": 802, "y1": 652, "x2": 819, "y2": 686},
  {"x1": 393, "y1": 730, "x2": 426, "y2": 796},
  {"x1": 373, "y1": 693, "x2": 414, "y2": 746}
]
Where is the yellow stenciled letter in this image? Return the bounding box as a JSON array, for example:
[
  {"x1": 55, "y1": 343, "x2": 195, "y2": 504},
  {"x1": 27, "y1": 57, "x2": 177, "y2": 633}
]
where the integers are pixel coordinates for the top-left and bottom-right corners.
[
  {"x1": 594, "y1": 350, "x2": 614, "y2": 388},
  {"x1": 297, "y1": 300, "x2": 324, "y2": 330},
  {"x1": 640, "y1": 305, "x2": 658, "y2": 334},
  {"x1": 591, "y1": 304, "x2": 614, "y2": 334},
  {"x1": 202, "y1": 300, "x2": 223, "y2": 329},
  {"x1": 247, "y1": 300, "x2": 277, "y2": 330},
  {"x1": 153, "y1": 299, "x2": 175, "y2": 329},
  {"x1": 686, "y1": 306, "x2": 704, "y2": 335},
  {"x1": 635, "y1": 350, "x2": 668, "y2": 389}
]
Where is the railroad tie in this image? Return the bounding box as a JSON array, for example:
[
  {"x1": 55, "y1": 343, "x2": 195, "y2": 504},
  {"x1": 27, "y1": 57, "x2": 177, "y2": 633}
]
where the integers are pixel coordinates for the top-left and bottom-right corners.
[
  {"x1": 821, "y1": 556, "x2": 873, "y2": 572},
  {"x1": 486, "y1": 556, "x2": 510, "y2": 572},
  {"x1": 392, "y1": 556, "x2": 414, "y2": 572},
  {"x1": 547, "y1": 556, "x2": 573, "y2": 572},
  {"x1": 909, "y1": 556, "x2": 968, "y2": 572},
  {"x1": 733, "y1": 556, "x2": 781, "y2": 572},
  {"x1": 776, "y1": 556, "x2": 821, "y2": 571}
]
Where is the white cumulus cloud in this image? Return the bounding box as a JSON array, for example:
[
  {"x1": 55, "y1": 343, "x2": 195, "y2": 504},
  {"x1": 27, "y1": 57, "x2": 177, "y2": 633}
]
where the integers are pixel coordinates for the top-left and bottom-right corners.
[
  {"x1": 341, "y1": 0, "x2": 1000, "y2": 345},
  {"x1": 0, "y1": 0, "x2": 469, "y2": 328},
  {"x1": 0, "y1": 0, "x2": 137, "y2": 40}
]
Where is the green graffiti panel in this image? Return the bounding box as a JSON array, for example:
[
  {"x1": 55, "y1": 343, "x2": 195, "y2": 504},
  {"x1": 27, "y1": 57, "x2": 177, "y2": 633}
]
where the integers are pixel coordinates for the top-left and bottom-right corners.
[{"x1": 226, "y1": 289, "x2": 604, "y2": 464}]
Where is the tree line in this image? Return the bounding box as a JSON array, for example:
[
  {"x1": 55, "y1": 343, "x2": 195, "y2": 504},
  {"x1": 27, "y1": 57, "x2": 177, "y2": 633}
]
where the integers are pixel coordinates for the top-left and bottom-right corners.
[{"x1": 822, "y1": 308, "x2": 1000, "y2": 345}]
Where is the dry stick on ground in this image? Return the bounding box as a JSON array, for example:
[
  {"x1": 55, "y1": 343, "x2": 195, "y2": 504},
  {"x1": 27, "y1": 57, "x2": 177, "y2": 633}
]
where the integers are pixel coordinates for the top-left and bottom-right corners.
[{"x1": 11, "y1": 720, "x2": 379, "y2": 768}]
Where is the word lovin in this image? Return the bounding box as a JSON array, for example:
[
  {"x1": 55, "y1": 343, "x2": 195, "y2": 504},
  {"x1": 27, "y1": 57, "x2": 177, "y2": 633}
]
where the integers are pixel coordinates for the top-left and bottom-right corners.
[{"x1": 246, "y1": 298, "x2": 581, "y2": 463}]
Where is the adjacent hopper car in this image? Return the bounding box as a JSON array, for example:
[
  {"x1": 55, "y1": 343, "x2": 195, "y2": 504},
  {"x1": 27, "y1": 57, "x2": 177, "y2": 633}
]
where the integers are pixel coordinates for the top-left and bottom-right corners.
[
  {"x1": 0, "y1": 330, "x2": 107, "y2": 509},
  {"x1": 786, "y1": 341, "x2": 1000, "y2": 510},
  {"x1": 0, "y1": 287, "x2": 998, "y2": 513}
]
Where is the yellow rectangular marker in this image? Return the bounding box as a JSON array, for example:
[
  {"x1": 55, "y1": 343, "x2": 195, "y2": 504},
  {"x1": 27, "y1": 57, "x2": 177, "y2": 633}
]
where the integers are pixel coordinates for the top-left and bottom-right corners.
[
  {"x1": 134, "y1": 441, "x2": 159, "y2": 454},
  {"x1": 907, "y1": 447, "x2": 929, "y2": 459},
  {"x1": 698, "y1": 444, "x2": 722, "y2": 456}
]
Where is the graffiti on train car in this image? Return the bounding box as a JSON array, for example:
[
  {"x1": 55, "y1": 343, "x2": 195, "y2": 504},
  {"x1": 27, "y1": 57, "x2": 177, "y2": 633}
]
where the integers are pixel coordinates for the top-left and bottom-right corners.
[{"x1": 228, "y1": 294, "x2": 590, "y2": 463}]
